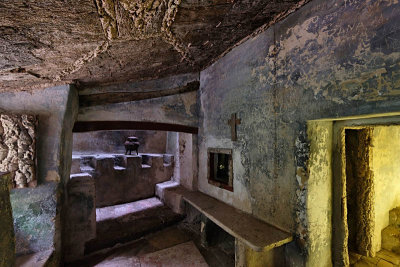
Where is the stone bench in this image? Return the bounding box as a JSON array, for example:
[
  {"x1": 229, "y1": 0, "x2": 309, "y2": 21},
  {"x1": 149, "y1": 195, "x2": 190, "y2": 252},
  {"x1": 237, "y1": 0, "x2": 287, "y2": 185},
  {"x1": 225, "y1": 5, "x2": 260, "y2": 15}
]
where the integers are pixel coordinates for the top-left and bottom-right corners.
[{"x1": 160, "y1": 185, "x2": 293, "y2": 252}]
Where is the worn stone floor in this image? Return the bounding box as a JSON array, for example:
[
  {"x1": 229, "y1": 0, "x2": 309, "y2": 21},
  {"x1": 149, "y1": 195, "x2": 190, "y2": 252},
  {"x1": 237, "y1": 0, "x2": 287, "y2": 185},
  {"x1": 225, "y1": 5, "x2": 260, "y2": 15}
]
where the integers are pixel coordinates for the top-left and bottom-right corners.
[
  {"x1": 67, "y1": 223, "x2": 234, "y2": 267},
  {"x1": 350, "y1": 250, "x2": 400, "y2": 266},
  {"x1": 15, "y1": 250, "x2": 53, "y2": 267},
  {"x1": 95, "y1": 241, "x2": 208, "y2": 267}
]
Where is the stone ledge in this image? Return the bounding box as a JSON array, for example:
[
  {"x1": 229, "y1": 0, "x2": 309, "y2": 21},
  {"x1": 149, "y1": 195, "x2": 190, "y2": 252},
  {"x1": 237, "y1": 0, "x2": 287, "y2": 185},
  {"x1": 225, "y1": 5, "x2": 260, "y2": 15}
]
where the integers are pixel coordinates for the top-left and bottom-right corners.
[{"x1": 162, "y1": 186, "x2": 293, "y2": 252}]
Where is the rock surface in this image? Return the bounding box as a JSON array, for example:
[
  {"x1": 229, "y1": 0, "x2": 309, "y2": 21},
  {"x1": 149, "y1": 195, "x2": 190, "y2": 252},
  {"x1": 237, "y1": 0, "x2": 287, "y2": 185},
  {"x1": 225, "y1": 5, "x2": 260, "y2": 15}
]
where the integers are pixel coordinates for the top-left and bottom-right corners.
[
  {"x1": 0, "y1": 114, "x2": 37, "y2": 188},
  {"x1": 0, "y1": 0, "x2": 307, "y2": 92}
]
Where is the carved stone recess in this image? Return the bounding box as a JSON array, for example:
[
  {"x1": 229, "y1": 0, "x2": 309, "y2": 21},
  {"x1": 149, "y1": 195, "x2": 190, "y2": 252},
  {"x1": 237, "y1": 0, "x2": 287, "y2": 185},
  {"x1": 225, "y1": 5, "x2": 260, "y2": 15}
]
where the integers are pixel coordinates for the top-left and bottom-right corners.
[{"x1": 0, "y1": 114, "x2": 37, "y2": 188}]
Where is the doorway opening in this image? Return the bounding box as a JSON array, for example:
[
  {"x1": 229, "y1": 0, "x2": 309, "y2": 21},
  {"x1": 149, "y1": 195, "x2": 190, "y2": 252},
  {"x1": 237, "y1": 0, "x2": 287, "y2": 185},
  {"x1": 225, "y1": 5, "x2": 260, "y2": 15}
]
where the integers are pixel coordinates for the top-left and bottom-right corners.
[
  {"x1": 64, "y1": 125, "x2": 198, "y2": 262},
  {"x1": 333, "y1": 119, "x2": 400, "y2": 265}
]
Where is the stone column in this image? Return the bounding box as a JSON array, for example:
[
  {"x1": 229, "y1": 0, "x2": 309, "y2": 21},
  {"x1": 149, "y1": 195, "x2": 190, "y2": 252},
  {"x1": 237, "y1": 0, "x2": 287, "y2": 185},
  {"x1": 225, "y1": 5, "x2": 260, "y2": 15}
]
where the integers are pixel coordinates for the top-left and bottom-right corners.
[{"x1": 0, "y1": 172, "x2": 15, "y2": 267}]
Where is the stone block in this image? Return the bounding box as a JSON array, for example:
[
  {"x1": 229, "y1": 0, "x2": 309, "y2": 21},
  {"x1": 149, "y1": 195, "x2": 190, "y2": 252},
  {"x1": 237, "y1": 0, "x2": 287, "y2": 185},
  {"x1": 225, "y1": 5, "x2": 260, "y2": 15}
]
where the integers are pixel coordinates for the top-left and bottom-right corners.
[
  {"x1": 376, "y1": 250, "x2": 400, "y2": 265},
  {"x1": 155, "y1": 180, "x2": 179, "y2": 200},
  {"x1": 390, "y1": 208, "x2": 400, "y2": 227},
  {"x1": 70, "y1": 157, "x2": 81, "y2": 174},
  {"x1": 382, "y1": 225, "x2": 400, "y2": 255},
  {"x1": 93, "y1": 156, "x2": 114, "y2": 172},
  {"x1": 163, "y1": 187, "x2": 184, "y2": 214},
  {"x1": 125, "y1": 155, "x2": 141, "y2": 170},
  {"x1": 65, "y1": 173, "x2": 96, "y2": 262}
]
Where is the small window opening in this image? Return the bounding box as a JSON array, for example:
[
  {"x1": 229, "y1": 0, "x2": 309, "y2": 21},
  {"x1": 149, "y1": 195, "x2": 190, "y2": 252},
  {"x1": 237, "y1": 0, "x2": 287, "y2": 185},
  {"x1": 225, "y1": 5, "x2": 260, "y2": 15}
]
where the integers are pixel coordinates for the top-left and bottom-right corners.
[{"x1": 208, "y1": 148, "x2": 233, "y2": 191}]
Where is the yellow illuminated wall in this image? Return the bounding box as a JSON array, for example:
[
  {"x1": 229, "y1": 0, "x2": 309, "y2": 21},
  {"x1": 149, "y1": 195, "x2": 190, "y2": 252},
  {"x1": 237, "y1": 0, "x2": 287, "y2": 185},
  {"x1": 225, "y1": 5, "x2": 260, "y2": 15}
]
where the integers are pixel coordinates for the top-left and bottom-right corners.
[{"x1": 371, "y1": 125, "x2": 400, "y2": 252}]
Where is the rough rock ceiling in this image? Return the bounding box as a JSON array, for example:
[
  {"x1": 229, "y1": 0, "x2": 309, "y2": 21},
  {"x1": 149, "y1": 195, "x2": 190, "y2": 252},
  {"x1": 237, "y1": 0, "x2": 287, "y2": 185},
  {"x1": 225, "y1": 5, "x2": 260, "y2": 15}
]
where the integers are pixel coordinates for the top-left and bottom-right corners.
[{"x1": 0, "y1": 0, "x2": 307, "y2": 92}]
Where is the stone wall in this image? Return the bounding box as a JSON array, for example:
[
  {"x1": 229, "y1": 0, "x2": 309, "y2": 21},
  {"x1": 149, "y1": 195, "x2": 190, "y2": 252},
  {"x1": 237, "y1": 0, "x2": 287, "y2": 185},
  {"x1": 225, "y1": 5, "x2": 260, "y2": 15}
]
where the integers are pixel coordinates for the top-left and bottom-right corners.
[
  {"x1": 71, "y1": 154, "x2": 174, "y2": 207},
  {"x1": 199, "y1": 0, "x2": 400, "y2": 265},
  {"x1": 372, "y1": 126, "x2": 400, "y2": 253},
  {"x1": 73, "y1": 130, "x2": 167, "y2": 155},
  {"x1": 78, "y1": 73, "x2": 199, "y2": 128},
  {"x1": 0, "y1": 85, "x2": 78, "y2": 260}
]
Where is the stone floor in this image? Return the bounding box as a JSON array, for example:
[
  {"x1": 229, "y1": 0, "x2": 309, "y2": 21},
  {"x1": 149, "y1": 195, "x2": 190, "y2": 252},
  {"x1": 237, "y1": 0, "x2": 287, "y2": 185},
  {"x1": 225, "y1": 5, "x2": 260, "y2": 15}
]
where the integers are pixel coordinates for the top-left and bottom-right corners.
[
  {"x1": 95, "y1": 241, "x2": 208, "y2": 267},
  {"x1": 16, "y1": 250, "x2": 53, "y2": 267},
  {"x1": 67, "y1": 223, "x2": 234, "y2": 267},
  {"x1": 350, "y1": 250, "x2": 400, "y2": 266}
]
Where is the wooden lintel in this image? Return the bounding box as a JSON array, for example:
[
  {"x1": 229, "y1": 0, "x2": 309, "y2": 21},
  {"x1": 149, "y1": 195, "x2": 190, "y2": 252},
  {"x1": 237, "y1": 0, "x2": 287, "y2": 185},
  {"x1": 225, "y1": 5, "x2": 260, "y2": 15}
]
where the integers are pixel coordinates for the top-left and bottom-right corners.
[
  {"x1": 73, "y1": 121, "x2": 198, "y2": 134},
  {"x1": 79, "y1": 81, "x2": 200, "y2": 107}
]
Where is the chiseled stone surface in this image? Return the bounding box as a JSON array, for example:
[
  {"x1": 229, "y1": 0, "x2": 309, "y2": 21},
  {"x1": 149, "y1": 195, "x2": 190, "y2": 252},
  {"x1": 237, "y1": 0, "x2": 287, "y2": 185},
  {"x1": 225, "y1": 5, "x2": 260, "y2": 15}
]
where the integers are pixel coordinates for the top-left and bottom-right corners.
[
  {"x1": 0, "y1": 0, "x2": 307, "y2": 92},
  {"x1": 0, "y1": 114, "x2": 37, "y2": 188}
]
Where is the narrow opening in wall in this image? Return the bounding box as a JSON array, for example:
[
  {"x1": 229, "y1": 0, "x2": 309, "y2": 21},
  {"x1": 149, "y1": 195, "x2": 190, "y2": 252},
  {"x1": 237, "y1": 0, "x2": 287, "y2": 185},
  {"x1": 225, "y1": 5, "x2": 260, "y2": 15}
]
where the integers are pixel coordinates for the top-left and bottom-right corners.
[
  {"x1": 329, "y1": 118, "x2": 400, "y2": 266},
  {"x1": 208, "y1": 148, "x2": 233, "y2": 191},
  {"x1": 344, "y1": 128, "x2": 374, "y2": 257}
]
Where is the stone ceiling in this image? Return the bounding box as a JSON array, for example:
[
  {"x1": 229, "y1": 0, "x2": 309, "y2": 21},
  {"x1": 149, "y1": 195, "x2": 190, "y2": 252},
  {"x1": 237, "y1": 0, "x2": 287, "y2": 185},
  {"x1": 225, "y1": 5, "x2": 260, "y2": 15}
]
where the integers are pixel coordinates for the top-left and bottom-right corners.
[{"x1": 0, "y1": 0, "x2": 308, "y2": 92}]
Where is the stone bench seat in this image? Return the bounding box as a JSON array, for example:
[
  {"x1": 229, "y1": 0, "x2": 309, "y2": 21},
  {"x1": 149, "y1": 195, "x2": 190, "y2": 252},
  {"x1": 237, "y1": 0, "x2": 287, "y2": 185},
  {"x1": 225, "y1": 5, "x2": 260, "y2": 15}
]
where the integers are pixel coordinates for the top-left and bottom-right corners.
[{"x1": 162, "y1": 186, "x2": 293, "y2": 252}]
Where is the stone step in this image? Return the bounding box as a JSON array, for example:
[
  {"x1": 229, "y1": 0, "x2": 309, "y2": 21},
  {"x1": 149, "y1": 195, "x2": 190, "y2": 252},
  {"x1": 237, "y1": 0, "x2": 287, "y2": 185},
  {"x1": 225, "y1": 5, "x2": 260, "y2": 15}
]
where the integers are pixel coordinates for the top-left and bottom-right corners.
[
  {"x1": 155, "y1": 180, "x2": 180, "y2": 200},
  {"x1": 81, "y1": 166, "x2": 95, "y2": 173},
  {"x1": 390, "y1": 207, "x2": 400, "y2": 227},
  {"x1": 382, "y1": 225, "x2": 400, "y2": 254},
  {"x1": 113, "y1": 166, "x2": 126, "y2": 171},
  {"x1": 85, "y1": 197, "x2": 184, "y2": 254}
]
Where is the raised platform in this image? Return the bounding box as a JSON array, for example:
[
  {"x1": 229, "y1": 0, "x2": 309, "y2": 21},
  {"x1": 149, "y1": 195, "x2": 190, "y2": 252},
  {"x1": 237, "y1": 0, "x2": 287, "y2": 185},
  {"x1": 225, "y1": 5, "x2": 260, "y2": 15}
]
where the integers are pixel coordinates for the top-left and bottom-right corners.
[
  {"x1": 162, "y1": 186, "x2": 293, "y2": 252},
  {"x1": 70, "y1": 153, "x2": 174, "y2": 207},
  {"x1": 85, "y1": 197, "x2": 184, "y2": 254}
]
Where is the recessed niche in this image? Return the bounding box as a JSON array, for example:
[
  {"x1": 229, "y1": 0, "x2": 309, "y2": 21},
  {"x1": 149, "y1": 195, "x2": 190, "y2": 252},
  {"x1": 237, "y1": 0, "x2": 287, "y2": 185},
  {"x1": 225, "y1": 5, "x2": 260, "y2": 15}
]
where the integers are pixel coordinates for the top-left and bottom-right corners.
[{"x1": 208, "y1": 148, "x2": 233, "y2": 191}]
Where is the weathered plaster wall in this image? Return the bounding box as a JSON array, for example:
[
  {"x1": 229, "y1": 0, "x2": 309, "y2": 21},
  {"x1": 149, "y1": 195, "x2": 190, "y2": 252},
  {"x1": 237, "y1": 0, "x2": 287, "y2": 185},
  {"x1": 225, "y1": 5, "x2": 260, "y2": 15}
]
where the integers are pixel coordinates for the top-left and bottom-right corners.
[
  {"x1": 78, "y1": 73, "x2": 199, "y2": 128},
  {"x1": 73, "y1": 130, "x2": 167, "y2": 154},
  {"x1": 0, "y1": 85, "x2": 78, "y2": 258},
  {"x1": 305, "y1": 121, "x2": 332, "y2": 266},
  {"x1": 199, "y1": 0, "x2": 400, "y2": 265},
  {"x1": 371, "y1": 125, "x2": 400, "y2": 253}
]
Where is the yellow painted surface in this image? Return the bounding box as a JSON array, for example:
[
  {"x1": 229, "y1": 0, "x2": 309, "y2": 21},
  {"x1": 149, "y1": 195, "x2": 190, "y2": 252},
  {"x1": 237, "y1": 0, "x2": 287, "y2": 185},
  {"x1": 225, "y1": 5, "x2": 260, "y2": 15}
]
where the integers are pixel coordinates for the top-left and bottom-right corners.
[
  {"x1": 371, "y1": 126, "x2": 400, "y2": 253},
  {"x1": 245, "y1": 246, "x2": 284, "y2": 267},
  {"x1": 306, "y1": 121, "x2": 333, "y2": 267}
]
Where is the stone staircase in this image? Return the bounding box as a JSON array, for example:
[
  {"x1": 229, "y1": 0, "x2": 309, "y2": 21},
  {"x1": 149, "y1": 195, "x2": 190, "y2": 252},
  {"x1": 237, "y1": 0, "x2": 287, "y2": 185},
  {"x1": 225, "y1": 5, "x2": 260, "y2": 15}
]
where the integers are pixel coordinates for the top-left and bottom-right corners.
[{"x1": 382, "y1": 207, "x2": 400, "y2": 255}]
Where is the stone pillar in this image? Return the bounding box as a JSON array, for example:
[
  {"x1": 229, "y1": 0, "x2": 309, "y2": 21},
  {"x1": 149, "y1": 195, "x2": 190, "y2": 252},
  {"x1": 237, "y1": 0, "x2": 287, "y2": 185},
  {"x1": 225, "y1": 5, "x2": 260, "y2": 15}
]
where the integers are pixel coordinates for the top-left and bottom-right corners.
[
  {"x1": 0, "y1": 172, "x2": 15, "y2": 267},
  {"x1": 64, "y1": 173, "x2": 96, "y2": 262},
  {"x1": 166, "y1": 132, "x2": 180, "y2": 183}
]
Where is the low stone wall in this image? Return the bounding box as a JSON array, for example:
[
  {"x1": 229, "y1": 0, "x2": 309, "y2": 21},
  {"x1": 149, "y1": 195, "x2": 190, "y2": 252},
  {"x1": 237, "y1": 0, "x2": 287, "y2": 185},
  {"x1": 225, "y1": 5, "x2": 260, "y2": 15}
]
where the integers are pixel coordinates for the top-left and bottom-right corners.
[
  {"x1": 71, "y1": 154, "x2": 174, "y2": 207},
  {"x1": 64, "y1": 173, "x2": 96, "y2": 262}
]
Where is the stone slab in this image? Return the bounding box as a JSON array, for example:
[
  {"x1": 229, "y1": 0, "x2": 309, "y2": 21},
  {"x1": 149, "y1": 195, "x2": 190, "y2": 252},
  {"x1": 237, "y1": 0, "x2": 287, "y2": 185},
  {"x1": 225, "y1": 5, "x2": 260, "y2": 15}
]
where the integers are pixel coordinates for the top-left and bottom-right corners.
[
  {"x1": 140, "y1": 241, "x2": 209, "y2": 267},
  {"x1": 180, "y1": 190, "x2": 293, "y2": 252},
  {"x1": 96, "y1": 197, "x2": 163, "y2": 222},
  {"x1": 86, "y1": 199, "x2": 184, "y2": 254}
]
